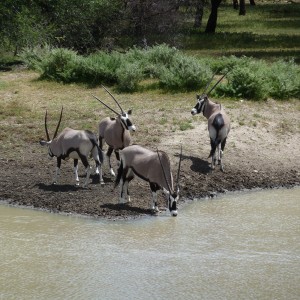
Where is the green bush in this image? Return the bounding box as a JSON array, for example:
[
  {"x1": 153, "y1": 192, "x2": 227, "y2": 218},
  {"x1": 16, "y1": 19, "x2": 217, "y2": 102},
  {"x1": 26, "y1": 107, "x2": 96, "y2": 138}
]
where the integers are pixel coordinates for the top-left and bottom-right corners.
[
  {"x1": 20, "y1": 45, "x2": 300, "y2": 99},
  {"x1": 267, "y1": 60, "x2": 300, "y2": 99},
  {"x1": 80, "y1": 51, "x2": 121, "y2": 85},
  {"x1": 20, "y1": 44, "x2": 53, "y2": 71},
  {"x1": 39, "y1": 48, "x2": 82, "y2": 83},
  {"x1": 116, "y1": 62, "x2": 144, "y2": 92},
  {"x1": 158, "y1": 54, "x2": 212, "y2": 91},
  {"x1": 146, "y1": 44, "x2": 178, "y2": 67},
  {"x1": 215, "y1": 58, "x2": 268, "y2": 100}
]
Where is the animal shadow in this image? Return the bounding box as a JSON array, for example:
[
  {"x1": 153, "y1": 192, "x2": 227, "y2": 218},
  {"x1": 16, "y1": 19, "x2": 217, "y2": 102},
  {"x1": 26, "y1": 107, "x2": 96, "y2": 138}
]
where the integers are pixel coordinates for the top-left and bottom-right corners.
[
  {"x1": 89, "y1": 174, "x2": 113, "y2": 185},
  {"x1": 36, "y1": 183, "x2": 82, "y2": 192},
  {"x1": 101, "y1": 203, "x2": 152, "y2": 215},
  {"x1": 175, "y1": 153, "x2": 210, "y2": 174}
]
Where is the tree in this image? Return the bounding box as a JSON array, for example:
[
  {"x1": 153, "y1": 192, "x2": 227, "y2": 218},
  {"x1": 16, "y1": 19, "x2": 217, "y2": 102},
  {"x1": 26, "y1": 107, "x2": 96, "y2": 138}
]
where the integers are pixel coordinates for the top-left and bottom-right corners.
[
  {"x1": 194, "y1": 0, "x2": 205, "y2": 28},
  {"x1": 233, "y1": 0, "x2": 256, "y2": 16},
  {"x1": 123, "y1": 0, "x2": 182, "y2": 42},
  {"x1": 205, "y1": 0, "x2": 222, "y2": 33}
]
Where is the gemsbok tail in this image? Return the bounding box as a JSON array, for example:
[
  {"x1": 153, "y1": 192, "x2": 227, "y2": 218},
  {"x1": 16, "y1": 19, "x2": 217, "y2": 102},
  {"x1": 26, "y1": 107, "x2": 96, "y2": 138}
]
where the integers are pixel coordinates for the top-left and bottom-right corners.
[
  {"x1": 208, "y1": 138, "x2": 221, "y2": 158},
  {"x1": 208, "y1": 113, "x2": 225, "y2": 158},
  {"x1": 115, "y1": 159, "x2": 123, "y2": 188}
]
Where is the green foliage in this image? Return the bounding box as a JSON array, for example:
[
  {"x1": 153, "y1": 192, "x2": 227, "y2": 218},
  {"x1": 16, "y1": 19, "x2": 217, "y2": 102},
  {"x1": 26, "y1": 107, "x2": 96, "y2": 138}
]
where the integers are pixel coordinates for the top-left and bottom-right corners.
[
  {"x1": 80, "y1": 52, "x2": 121, "y2": 85},
  {"x1": 116, "y1": 62, "x2": 144, "y2": 92},
  {"x1": 20, "y1": 45, "x2": 300, "y2": 99},
  {"x1": 216, "y1": 59, "x2": 268, "y2": 100},
  {"x1": 267, "y1": 60, "x2": 300, "y2": 99},
  {"x1": 20, "y1": 45, "x2": 53, "y2": 71},
  {"x1": 158, "y1": 54, "x2": 211, "y2": 91},
  {"x1": 215, "y1": 57, "x2": 300, "y2": 100},
  {"x1": 39, "y1": 48, "x2": 82, "y2": 83}
]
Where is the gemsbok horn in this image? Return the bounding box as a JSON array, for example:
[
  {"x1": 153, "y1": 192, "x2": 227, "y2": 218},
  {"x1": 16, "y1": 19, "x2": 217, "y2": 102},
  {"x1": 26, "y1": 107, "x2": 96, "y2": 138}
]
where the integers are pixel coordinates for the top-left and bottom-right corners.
[
  {"x1": 191, "y1": 71, "x2": 231, "y2": 171},
  {"x1": 115, "y1": 145, "x2": 182, "y2": 217},
  {"x1": 39, "y1": 107, "x2": 104, "y2": 187},
  {"x1": 92, "y1": 85, "x2": 136, "y2": 179}
]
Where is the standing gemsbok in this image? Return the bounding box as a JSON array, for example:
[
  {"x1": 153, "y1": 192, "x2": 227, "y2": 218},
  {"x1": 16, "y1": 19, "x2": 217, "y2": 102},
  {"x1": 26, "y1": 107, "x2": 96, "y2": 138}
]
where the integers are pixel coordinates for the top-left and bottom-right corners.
[
  {"x1": 191, "y1": 72, "x2": 231, "y2": 171},
  {"x1": 115, "y1": 145, "x2": 182, "y2": 217},
  {"x1": 39, "y1": 107, "x2": 104, "y2": 187},
  {"x1": 92, "y1": 86, "x2": 136, "y2": 178}
]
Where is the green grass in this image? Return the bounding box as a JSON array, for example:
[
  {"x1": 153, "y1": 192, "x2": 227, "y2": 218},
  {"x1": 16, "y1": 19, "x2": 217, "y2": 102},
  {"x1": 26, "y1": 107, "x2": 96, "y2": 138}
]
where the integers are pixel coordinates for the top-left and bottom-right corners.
[{"x1": 184, "y1": 2, "x2": 300, "y2": 62}]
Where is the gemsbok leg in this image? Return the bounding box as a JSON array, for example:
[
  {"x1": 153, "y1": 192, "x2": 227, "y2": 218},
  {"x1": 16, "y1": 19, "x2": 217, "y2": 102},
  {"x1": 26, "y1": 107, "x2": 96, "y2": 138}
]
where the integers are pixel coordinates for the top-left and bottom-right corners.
[
  {"x1": 119, "y1": 167, "x2": 134, "y2": 204},
  {"x1": 74, "y1": 159, "x2": 80, "y2": 186},
  {"x1": 149, "y1": 182, "x2": 160, "y2": 212}
]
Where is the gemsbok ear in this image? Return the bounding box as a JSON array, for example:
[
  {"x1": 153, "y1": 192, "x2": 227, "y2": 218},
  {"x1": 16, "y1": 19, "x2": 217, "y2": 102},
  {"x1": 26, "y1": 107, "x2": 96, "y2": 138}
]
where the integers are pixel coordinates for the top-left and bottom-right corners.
[
  {"x1": 127, "y1": 109, "x2": 132, "y2": 115},
  {"x1": 196, "y1": 94, "x2": 200, "y2": 99}
]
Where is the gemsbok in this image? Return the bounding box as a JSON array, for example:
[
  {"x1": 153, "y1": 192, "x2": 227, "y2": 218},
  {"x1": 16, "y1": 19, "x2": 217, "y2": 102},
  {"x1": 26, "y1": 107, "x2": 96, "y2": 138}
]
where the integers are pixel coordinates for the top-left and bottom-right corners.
[
  {"x1": 92, "y1": 86, "x2": 136, "y2": 177},
  {"x1": 115, "y1": 145, "x2": 182, "y2": 217},
  {"x1": 39, "y1": 107, "x2": 104, "y2": 187},
  {"x1": 191, "y1": 72, "x2": 231, "y2": 171}
]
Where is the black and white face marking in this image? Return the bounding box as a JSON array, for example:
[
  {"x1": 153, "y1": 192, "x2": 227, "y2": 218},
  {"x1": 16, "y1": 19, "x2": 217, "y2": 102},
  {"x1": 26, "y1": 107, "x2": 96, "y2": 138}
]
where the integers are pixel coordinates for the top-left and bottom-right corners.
[
  {"x1": 39, "y1": 140, "x2": 54, "y2": 159},
  {"x1": 120, "y1": 110, "x2": 136, "y2": 131},
  {"x1": 191, "y1": 95, "x2": 207, "y2": 115},
  {"x1": 168, "y1": 193, "x2": 178, "y2": 217}
]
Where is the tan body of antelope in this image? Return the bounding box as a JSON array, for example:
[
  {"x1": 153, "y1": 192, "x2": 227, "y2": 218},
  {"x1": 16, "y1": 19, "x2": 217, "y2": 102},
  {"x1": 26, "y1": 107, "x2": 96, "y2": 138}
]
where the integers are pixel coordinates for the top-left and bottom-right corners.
[
  {"x1": 191, "y1": 72, "x2": 230, "y2": 171},
  {"x1": 92, "y1": 86, "x2": 135, "y2": 178},
  {"x1": 40, "y1": 108, "x2": 104, "y2": 186},
  {"x1": 115, "y1": 145, "x2": 182, "y2": 217}
]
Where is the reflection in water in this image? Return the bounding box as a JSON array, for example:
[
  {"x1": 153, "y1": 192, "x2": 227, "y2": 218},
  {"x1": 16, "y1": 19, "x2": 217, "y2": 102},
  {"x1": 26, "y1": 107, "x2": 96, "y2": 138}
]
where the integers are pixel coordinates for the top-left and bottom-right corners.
[{"x1": 0, "y1": 187, "x2": 299, "y2": 300}]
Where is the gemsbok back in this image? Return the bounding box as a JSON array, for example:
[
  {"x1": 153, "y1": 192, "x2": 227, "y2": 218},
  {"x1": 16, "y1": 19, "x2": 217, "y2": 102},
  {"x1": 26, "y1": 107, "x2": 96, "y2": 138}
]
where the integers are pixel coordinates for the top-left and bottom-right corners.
[
  {"x1": 39, "y1": 107, "x2": 104, "y2": 187},
  {"x1": 92, "y1": 86, "x2": 136, "y2": 178},
  {"x1": 191, "y1": 72, "x2": 231, "y2": 171},
  {"x1": 115, "y1": 145, "x2": 182, "y2": 217}
]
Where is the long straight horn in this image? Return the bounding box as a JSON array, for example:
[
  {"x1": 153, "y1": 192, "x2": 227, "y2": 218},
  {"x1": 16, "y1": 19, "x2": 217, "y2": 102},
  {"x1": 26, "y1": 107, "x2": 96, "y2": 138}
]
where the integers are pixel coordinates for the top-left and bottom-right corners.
[
  {"x1": 52, "y1": 106, "x2": 63, "y2": 140},
  {"x1": 102, "y1": 85, "x2": 124, "y2": 114},
  {"x1": 157, "y1": 149, "x2": 172, "y2": 193},
  {"x1": 203, "y1": 71, "x2": 218, "y2": 94},
  {"x1": 92, "y1": 94, "x2": 120, "y2": 116},
  {"x1": 176, "y1": 145, "x2": 183, "y2": 193},
  {"x1": 44, "y1": 110, "x2": 50, "y2": 141},
  {"x1": 206, "y1": 70, "x2": 230, "y2": 96}
]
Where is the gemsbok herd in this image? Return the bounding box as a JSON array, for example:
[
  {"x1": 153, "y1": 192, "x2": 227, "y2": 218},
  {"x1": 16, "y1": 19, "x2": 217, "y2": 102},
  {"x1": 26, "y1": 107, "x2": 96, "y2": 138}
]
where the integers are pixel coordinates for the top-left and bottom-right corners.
[{"x1": 40, "y1": 74, "x2": 230, "y2": 217}]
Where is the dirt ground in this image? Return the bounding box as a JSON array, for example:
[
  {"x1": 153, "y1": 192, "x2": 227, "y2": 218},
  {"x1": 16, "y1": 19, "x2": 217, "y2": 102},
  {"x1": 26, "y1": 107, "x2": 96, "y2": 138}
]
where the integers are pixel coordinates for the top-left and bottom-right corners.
[{"x1": 0, "y1": 72, "x2": 299, "y2": 219}]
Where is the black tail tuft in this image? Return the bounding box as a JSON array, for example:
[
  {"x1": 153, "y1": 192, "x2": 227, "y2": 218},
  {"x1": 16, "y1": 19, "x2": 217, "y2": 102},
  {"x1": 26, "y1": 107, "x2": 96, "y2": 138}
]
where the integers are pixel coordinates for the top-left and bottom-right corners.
[
  {"x1": 97, "y1": 145, "x2": 104, "y2": 164},
  {"x1": 208, "y1": 138, "x2": 221, "y2": 158},
  {"x1": 115, "y1": 159, "x2": 123, "y2": 188}
]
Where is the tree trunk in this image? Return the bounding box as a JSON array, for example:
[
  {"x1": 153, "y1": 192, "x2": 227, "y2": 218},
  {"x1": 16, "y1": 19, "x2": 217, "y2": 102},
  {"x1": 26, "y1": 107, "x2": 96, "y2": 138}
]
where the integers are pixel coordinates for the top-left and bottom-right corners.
[
  {"x1": 233, "y1": 0, "x2": 239, "y2": 10},
  {"x1": 205, "y1": 0, "x2": 222, "y2": 33},
  {"x1": 239, "y1": 0, "x2": 246, "y2": 15},
  {"x1": 194, "y1": 1, "x2": 204, "y2": 28},
  {"x1": 250, "y1": 0, "x2": 256, "y2": 5}
]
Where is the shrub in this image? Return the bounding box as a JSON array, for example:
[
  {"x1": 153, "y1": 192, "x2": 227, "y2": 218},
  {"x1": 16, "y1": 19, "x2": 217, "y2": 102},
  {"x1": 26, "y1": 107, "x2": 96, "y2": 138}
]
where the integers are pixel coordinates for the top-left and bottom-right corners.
[
  {"x1": 39, "y1": 48, "x2": 82, "y2": 83},
  {"x1": 146, "y1": 44, "x2": 178, "y2": 67},
  {"x1": 215, "y1": 59, "x2": 268, "y2": 100},
  {"x1": 158, "y1": 54, "x2": 212, "y2": 91},
  {"x1": 20, "y1": 44, "x2": 52, "y2": 71},
  {"x1": 267, "y1": 60, "x2": 300, "y2": 99},
  {"x1": 116, "y1": 62, "x2": 144, "y2": 92},
  {"x1": 80, "y1": 51, "x2": 121, "y2": 85}
]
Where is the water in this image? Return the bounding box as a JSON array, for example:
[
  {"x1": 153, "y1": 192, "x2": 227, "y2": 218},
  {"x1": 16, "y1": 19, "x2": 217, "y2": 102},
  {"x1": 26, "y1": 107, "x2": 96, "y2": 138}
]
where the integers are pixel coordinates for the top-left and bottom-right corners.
[{"x1": 1, "y1": 188, "x2": 299, "y2": 300}]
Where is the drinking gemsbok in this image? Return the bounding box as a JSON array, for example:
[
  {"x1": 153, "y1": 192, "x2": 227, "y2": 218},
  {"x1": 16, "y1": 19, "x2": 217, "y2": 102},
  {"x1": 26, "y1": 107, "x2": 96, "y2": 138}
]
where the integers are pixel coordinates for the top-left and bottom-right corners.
[
  {"x1": 191, "y1": 72, "x2": 231, "y2": 171},
  {"x1": 115, "y1": 145, "x2": 182, "y2": 217},
  {"x1": 39, "y1": 107, "x2": 104, "y2": 186}
]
